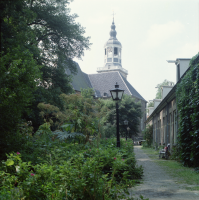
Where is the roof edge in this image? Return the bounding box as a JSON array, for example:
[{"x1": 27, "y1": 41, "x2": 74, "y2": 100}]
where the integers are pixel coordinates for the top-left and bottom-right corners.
[{"x1": 146, "y1": 64, "x2": 191, "y2": 123}]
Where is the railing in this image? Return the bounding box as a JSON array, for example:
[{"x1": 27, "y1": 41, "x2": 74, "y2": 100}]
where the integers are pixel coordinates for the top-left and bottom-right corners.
[{"x1": 97, "y1": 66, "x2": 128, "y2": 74}]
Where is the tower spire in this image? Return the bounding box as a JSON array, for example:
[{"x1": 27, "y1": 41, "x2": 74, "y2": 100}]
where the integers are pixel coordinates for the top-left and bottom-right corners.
[
  {"x1": 110, "y1": 14, "x2": 117, "y2": 39},
  {"x1": 97, "y1": 18, "x2": 128, "y2": 79},
  {"x1": 112, "y1": 11, "x2": 115, "y2": 23}
]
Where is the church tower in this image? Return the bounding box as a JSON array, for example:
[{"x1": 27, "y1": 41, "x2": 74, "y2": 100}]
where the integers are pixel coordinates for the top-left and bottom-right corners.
[{"x1": 97, "y1": 19, "x2": 128, "y2": 78}]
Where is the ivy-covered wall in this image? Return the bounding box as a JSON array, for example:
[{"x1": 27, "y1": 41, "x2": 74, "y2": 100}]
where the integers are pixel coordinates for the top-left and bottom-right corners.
[{"x1": 176, "y1": 53, "x2": 199, "y2": 167}]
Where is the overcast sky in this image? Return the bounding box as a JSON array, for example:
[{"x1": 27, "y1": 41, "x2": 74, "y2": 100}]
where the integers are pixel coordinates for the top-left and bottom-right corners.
[{"x1": 69, "y1": 0, "x2": 199, "y2": 102}]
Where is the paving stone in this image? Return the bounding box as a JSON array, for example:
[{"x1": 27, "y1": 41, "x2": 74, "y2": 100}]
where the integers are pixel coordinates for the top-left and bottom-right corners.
[{"x1": 128, "y1": 146, "x2": 199, "y2": 200}]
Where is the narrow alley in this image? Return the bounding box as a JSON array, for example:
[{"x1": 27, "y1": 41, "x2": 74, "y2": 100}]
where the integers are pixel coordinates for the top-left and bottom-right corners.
[{"x1": 129, "y1": 146, "x2": 199, "y2": 200}]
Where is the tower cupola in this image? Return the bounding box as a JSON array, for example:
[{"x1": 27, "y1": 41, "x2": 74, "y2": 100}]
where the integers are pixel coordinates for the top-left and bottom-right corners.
[
  {"x1": 97, "y1": 18, "x2": 128, "y2": 78},
  {"x1": 110, "y1": 21, "x2": 117, "y2": 39}
]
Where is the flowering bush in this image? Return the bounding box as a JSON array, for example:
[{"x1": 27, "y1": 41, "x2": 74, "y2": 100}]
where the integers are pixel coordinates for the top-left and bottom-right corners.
[{"x1": 0, "y1": 138, "x2": 143, "y2": 199}]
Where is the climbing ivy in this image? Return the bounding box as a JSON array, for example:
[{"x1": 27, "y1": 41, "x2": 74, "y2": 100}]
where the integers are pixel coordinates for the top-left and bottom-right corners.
[
  {"x1": 176, "y1": 53, "x2": 199, "y2": 167},
  {"x1": 143, "y1": 125, "x2": 153, "y2": 147}
]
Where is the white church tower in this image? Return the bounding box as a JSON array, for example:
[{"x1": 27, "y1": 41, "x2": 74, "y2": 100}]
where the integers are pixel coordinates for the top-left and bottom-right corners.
[{"x1": 97, "y1": 18, "x2": 128, "y2": 78}]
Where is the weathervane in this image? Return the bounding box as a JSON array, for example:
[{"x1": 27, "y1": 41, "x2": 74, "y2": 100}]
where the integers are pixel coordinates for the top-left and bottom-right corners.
[{"x1": 112, "y1": 10, "x2": 116, "y2": 22}]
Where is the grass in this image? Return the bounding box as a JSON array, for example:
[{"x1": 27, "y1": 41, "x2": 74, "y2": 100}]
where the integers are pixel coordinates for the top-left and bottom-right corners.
[{"x1": 141, "y1": 146, "x2": 199, "y2": 190}]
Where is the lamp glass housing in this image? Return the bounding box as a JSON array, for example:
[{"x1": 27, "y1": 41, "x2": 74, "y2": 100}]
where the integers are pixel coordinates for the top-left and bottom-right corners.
[
  {"x1": 124, "y1": 120, "x2": 128, "y2": 125},
  {"x1": 110, "y1": 83, "x2": 124, "y2": 101}
]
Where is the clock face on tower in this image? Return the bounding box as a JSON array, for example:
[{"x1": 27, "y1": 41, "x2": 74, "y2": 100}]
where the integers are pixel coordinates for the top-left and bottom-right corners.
[{"x1": 107, "y1": 47, "x2": 112, "y2": 52}]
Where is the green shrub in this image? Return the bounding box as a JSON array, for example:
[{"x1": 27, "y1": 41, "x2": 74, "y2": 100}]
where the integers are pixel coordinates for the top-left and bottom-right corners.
[
  {"x1": 170, "y1": 144, "x2": 182, "y2": 162},
  {"x1": 102, "y1": 124, "x2": 116, "y2": 138},
  {"x1": 143, "y1": 125, "x2": 153, "y2": 147},
  {"x1": 0, "y1": 137, "x2": 143, "y2": 200}
]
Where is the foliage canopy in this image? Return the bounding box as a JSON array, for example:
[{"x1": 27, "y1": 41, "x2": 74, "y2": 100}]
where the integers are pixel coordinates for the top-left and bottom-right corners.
[
  {"x1": 101, "y1": 95, "x2": 142, "y2": 138},
  {"x1": 0, "y1": 0, "x2": 91, "y2": 155}
]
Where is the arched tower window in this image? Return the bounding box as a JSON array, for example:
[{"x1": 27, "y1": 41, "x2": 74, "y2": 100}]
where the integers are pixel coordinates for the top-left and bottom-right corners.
[
  {"x1": 107, "y1": 47, "x2": 112, "y2": 57},
  {"x1": 114, "y1": 47, "x2": 118, "y2": 55}
]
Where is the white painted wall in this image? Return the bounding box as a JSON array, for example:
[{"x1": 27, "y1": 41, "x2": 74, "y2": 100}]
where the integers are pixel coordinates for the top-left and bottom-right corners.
[
  {"x1": 161, "y1": 86, "x2": 173, "y2": 99},
  {"x1": 176, "y1": 59, "x2": 191, "y2": 82},
  {"x1": 153, "y1": 99, "x2": 162, "y2": 109}
]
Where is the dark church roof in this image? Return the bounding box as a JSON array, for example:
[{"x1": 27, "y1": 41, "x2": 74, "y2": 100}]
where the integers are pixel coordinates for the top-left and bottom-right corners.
[
  {"x1": 66, "y1": 63, "x2": 92, "y2": 91},
  {"x1": 67, "y1": 63, "x2": 146, "y2": 102},
  {"x1": 88, "y1": 72, "x2": 146, "y2": 102}
]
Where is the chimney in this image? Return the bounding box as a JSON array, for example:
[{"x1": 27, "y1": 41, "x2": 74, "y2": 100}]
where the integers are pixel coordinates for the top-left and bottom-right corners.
[
  {"x1": 161, "y1": 85, "x2": 174, "y2": 99},
  {"x1": 167, "y1": 58, "x2": 191, "y2": 83},
  {"x1": 153, "y1": 99, "x2": 162, "y2": 109},
  {"x1": 148, "y1": 107, "x2": 154, "y2": 116}
]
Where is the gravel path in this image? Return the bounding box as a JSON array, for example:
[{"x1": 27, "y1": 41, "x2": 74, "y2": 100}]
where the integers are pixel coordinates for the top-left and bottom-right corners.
[{"x1": 128, "y1": 146, "x2": 199, "y2": 200}]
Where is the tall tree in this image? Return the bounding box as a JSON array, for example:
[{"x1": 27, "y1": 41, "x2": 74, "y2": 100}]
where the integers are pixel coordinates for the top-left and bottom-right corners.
[
  {"x1": 0, "y1": 0, "x2": 42, "y2": 154},
  {"x1": 0, "y1": 0, "x2": 91, "y2": 154},
  {"x1": 101, "y1": 95, "x2": 142, "y2": 138},
  {"x1": 25, "y1": 0, "x2": 91, "y2": 131}
]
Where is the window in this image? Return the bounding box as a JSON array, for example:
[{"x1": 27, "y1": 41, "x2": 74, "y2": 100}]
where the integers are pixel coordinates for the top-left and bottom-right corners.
[
  {"x1": 107, "y1": 58, "x2": 112, "y2": 62},
  {"x1": 163, "y1": 117, "x2": 165, "y2": 143},
  {"x1": 114, "y1": 47, "x2": 118, "y2": 55},
  {"x1": 114, "y1": 58, "x2": 118, "y2": 62},
  {"x1": 158, "y1": 120, "x2": 161, "y2": 144},
  {"x1": 170, "y1": 113, "x2": 172, "y2": 144},
  {"x1": 173, "y1": 111, "x2": 177, "y2": 144},
  {"x1": 107, "y1": 47, "x2": 112, "y2": 57}
]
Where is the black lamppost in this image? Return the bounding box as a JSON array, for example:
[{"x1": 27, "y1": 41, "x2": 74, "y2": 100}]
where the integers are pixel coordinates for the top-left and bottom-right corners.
[
  {"x1": 110, "y1": 82, "x2": 125, "y2": 147},
  {"x1": 127, "y1": 127, "x2": 130, "y2": 140},
  {"x1": 124, "y1": 120, "x2": 128, "y2": 141}
]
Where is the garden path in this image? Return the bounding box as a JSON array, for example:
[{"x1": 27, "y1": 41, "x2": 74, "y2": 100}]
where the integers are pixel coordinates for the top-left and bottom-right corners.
[{"x1": 128, "y1": 146, "x2": 199, "y2": 200}]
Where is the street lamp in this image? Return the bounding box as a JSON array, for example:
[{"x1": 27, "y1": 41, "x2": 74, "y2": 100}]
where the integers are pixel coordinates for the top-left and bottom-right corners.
[
  {"x1": 124, "y1": 120, "x2": 128, "y2": 141},
  {"x1": 110, "y1": 82, "x2": 125, "y2": 147},
  {"x1": 127, "y1": 127, "x2": 130, "y2": 141}
]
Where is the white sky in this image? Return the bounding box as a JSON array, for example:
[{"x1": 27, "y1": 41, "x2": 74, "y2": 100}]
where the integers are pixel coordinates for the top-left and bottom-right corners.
[{"x1": 69, "y1": 0, "x2": 199, "y2": 102}]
